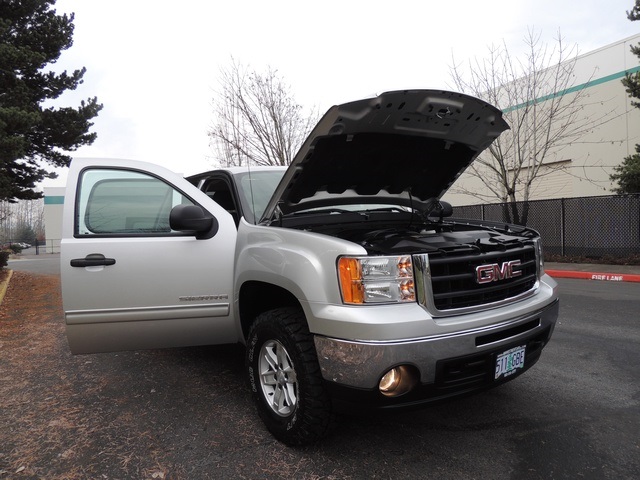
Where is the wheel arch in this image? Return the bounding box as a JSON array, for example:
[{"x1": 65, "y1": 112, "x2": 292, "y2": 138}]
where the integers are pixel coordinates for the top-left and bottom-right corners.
[{"x1": 238, "y1": 281, "x2": 303, "y2": 340}]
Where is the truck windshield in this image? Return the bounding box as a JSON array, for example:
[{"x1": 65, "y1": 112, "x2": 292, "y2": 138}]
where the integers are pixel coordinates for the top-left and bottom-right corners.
[{"x1": 235, "y1": 170, "x2": 285, "y2": 222}]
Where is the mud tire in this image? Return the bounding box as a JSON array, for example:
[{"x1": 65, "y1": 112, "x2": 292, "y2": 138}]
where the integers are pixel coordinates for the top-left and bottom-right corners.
[{"x1": 246, "y1": 307, "x2": 334, "y2": 446}]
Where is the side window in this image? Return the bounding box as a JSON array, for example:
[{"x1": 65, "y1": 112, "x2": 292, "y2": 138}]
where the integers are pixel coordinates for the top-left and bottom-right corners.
[
  {"x1": 76, "y1": 169, "x2": 193, "y2": 236},
  {"x1": 202, "y1": 179, "x2": 239, "y2": 225}
]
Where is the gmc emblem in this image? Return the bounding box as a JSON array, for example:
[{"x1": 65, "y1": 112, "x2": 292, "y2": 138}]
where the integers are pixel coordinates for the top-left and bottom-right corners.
[{"x1": 475, "y1": 260, "x2": 523, "y2": 284}]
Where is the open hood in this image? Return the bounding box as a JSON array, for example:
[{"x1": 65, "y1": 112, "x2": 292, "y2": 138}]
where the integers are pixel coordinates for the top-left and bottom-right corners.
[{"x1": 261, "y1": 90, "x2": 508, "y2": 223}]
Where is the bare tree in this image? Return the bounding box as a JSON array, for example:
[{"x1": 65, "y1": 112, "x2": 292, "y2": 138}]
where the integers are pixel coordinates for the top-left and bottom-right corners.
[
  {"x1": 449, "y1": 30, "x2": 621, "y2": 224},
  {"x1": 0, "y1": 202, "x2": 11, "y2": 236},
  {"x1": 209, "y1": 60, "x2": 317, "y2": 167},
  {"x1": 0, "y1": 199, "x2": 44, "y2": 243}
]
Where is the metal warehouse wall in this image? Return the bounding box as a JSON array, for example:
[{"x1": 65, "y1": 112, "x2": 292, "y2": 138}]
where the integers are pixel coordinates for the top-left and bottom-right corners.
[
  {"x1": 444, "y1": 34, "x2": 640, "y2": 206},
  {"x1": 43, "y1": 187, "x2": 65, "y2": 253}
]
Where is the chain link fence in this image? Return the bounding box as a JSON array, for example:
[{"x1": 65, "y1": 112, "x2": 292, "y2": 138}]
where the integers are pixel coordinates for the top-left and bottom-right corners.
[
  {"x1": 454, "y1": 194, "x2": 640, "y2": 257},
  {"x1": 35, "y1": 239, "x2": 60, "y2": 254},
  {"x1": 1, "y1": 239, "x2": 60, "y2": 254}
]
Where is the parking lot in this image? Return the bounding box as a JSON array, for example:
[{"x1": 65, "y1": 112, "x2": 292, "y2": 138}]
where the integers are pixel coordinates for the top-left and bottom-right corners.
[{"x1": 0, "y1": 265, "x2": 638, "y2": 479}]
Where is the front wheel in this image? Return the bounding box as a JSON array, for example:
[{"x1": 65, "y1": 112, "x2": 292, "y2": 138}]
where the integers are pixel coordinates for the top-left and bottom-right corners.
[{"x1": 246, "y1": 307, "x2": 334, "y2": 445}]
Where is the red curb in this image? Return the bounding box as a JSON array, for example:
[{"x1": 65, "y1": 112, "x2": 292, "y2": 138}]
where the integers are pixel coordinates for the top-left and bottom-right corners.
[{"x1": 546, "y1": 270, "x2": 640, "y2": 283}]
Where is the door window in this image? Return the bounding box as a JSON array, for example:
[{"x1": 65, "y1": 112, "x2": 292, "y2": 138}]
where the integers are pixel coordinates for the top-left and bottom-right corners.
[{"x1": 76, "y1": 169, "x2": 193, "y2": 236}]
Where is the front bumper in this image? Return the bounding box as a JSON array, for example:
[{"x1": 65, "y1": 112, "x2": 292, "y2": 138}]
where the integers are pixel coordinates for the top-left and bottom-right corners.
[{"x1": 313, "y1": 298, "x2": 559, "y2": 410}]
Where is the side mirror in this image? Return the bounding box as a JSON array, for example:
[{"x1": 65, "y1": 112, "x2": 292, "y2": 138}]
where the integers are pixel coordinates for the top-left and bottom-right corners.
[
  {"x1": 427, "y1": 200, "x2": 453, "y2": 221},
  {"x1": 170, "y1": 204, "x2": 219, "y2": 239},
  {"x1": 437, "y1": 200, "x2": 453, "y2": 217}
]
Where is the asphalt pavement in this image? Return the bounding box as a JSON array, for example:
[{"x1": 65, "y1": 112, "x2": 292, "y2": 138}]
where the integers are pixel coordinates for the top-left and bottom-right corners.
[
  {"x1": 1, "y1": 274, "x2": 637, "y2": 478},
  {"x1": 7, "y1": 250, "x2": 61, "y2": 276}
]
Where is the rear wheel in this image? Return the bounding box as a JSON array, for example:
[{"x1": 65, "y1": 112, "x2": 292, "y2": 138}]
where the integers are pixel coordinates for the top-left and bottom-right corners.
[{"x1": 246, "y1": 307, "x2": 334, "y2": 445}]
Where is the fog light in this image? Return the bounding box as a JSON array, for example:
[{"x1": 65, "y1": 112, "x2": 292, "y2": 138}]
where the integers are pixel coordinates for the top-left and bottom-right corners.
[{"x1": 379, "y1": 365, "x2": 419, "y2": 397}]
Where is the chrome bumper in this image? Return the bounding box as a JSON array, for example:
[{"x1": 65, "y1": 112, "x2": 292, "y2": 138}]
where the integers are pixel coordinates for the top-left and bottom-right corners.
[{"x1": 314, "y1": 299, "x2": 559, "y2": 390}]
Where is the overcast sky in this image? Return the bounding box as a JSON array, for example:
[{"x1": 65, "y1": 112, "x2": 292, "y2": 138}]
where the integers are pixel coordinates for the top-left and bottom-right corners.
[{"x1": 42, "y1": 0, "x2": 640, "y2": 188}]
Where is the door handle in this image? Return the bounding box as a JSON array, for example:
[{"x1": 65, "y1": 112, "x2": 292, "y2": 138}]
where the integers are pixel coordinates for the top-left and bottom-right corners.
[{"x1": 70, "y1": 253, "x2": 116, "y2": 267}]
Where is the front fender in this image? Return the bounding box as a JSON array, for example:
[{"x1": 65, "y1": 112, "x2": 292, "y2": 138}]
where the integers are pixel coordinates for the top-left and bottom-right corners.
[{"x1": 235, "y1": 220, "x2": 365, "y2": 306}]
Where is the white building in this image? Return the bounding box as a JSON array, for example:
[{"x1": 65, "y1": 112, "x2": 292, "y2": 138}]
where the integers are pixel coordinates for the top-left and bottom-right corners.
[
  {"x1": 43, "y1": 187, "x2": 64, "y2": 253},
  {"x1": 443, "y1": 33, "x2": 640, "y2": 206}
]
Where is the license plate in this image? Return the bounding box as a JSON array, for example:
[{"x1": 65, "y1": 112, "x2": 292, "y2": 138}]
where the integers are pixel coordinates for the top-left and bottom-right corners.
[{"x1": 495, "y1": 345, "x2": 526, "y2": 380}]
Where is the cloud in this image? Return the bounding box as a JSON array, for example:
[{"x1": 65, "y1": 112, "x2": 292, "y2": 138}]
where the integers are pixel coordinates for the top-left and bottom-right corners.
[{"x1": 43, "y1": 0, "x2": 639, "y2": 188}]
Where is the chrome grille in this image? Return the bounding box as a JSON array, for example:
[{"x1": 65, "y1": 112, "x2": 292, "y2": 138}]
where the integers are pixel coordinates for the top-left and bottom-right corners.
[{"x1": 414, "y1": 243, "x2": 539, "y2": 316}]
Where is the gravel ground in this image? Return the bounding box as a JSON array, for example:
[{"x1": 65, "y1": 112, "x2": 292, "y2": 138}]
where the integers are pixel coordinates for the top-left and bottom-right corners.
[
  {"x1": 0, "y1": 271, "x2": 398, "y2": 479},
  {"x1": 0, "y1": 271, "x2": 321, "y2": 479}
]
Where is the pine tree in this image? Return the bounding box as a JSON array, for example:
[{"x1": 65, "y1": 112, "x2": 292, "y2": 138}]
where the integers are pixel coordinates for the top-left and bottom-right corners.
[
  {"x1": 0, "y1": 0, "x2": 102, "y2": 201},
  {"x1": 611, "y1": 1, "x2": 640, "y2": 194}
]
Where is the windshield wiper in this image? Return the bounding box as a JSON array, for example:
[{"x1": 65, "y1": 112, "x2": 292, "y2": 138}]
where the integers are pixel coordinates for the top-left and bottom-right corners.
[
  {"x1": 364, "y1": 206, "x2": 412, "y2": 214},
  {"x1": 287, "y1": 208, "x2": 367, "y2": 217}
]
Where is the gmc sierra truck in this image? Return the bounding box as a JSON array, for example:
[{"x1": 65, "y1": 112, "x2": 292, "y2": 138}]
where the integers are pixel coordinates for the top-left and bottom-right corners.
[{"x1": 61, "y1": 90, "x2": 559, "y2": 445}]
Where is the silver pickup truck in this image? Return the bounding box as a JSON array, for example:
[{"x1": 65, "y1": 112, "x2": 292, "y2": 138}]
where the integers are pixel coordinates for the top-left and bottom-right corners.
[{"x1": 61, "y1": 90, "x2": 559, "y2": 445}]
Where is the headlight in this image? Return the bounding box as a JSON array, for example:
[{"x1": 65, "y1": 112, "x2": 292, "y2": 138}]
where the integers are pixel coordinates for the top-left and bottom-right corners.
[
  {"x1": 338, "y1": 255, "x2": 415, "y2": 304},
  {"x1": 534, "y1": 238, "x2": 545, "y2": 277}
]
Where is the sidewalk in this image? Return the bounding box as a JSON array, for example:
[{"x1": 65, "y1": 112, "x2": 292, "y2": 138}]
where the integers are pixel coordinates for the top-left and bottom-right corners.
[{"x1": 546, "y1": 262, "x2": 640, "y2": 283}]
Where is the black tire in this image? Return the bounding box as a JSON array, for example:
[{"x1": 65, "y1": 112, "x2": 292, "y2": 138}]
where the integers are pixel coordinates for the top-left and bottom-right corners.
[{"x1": 246, "y1": 307, "x2": 334, "y2": 446}]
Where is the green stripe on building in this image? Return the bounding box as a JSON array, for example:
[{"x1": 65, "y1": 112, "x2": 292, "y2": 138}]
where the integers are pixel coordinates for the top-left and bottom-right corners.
[
  {"x1": 44, "y1": 196, "x2": 64, "y2": 205},
  {"x1": 503, "y1": 66, "x2": 640, "y2": 113}
]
